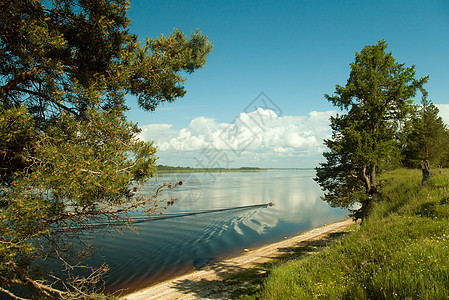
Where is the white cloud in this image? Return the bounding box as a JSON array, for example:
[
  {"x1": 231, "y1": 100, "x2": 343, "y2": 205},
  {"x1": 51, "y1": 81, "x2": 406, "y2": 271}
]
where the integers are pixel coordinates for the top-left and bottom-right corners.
[
  {"x1": 436, "y1": 104, "x2": 449, "y2": 125},
  {"x1": 138, "y1": 108, "x2": 336, "y2": 167},
  {"x1": 138, "y1": 124, "x2": 179, "y2": 144},
  {"x1": 138, "y1": 105, "x2": 449, "y2": 168}
]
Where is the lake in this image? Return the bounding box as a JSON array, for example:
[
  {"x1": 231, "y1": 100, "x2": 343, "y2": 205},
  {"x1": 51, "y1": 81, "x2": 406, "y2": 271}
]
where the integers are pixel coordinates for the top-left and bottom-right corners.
[{"x1": 86, "y1": 169, "x2": 348, "y2": 294}]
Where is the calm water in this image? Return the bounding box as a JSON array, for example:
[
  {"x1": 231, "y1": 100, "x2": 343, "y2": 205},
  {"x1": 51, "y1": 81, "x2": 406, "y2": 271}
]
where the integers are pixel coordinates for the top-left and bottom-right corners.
[{"x1": 86, "y1": 169, "x2": 348, "y2": 293}]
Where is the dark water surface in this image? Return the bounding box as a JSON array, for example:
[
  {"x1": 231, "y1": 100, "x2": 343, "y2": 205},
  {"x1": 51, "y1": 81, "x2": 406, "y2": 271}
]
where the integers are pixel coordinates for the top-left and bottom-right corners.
[{"x1": 86, "y1": 169, "x2": 348, "y2": 294}]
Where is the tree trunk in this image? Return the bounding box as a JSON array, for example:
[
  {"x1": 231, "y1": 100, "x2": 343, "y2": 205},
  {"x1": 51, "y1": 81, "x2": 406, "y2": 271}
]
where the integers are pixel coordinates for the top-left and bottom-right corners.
[
  {"x1": 362, "y1": 165, "x2": 371, "y2": 192},
  {"x1": 421, "y1": 159, "x2": 430, "y2": 183},
  {"x1": 357, "y1": 164, "x2": 377, "y2": 222}
]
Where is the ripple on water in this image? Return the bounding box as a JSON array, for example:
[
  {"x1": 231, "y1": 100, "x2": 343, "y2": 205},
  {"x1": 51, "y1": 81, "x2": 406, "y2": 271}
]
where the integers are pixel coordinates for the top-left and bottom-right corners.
[{"x1": 83, "y1": 170, "x2": 348, "y2": 294}]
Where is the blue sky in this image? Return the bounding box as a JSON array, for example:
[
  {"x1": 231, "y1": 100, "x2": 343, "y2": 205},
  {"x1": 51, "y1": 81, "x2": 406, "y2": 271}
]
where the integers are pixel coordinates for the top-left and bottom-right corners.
[{"x1": 125, "y1": 0, "x2": 449, "y2": 168}]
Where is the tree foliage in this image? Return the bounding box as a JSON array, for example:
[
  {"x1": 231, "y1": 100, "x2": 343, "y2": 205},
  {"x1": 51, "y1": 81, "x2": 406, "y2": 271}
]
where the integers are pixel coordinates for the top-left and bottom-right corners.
[
  {"x1": 315, "y1": 40, "x2": 428, "y2": 220},
  {"x1": 402, "y1": 99, "x2": 449, "y2": 168},
  {"x1": 0, "y1": 0, "x2": 212, "y2": 298}
]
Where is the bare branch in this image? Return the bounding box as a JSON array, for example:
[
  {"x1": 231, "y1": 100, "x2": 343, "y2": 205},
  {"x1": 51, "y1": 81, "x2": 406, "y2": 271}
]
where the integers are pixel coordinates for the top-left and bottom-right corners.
[
  {"x1": 0, "y1": 67, "x2": 40, "y2": 95},
  {"x1": 0, "y1": 287, "x2": 30, "y2": 300},
  {"x1": 14, "y1": 87, "x2": 79, "y2": 117},
  {"x1": 79, "y1": 168, "x2": 102, "y2": 175},
  {"x1": 41, "y1": 181, "x2": 181, "y2": 229}
]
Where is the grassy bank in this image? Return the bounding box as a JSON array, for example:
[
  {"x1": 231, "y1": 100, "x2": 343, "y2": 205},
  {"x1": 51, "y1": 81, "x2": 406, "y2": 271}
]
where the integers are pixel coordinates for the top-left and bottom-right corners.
[{"x1": 259, "y1": 169, "x2": 449, "y2": 299}]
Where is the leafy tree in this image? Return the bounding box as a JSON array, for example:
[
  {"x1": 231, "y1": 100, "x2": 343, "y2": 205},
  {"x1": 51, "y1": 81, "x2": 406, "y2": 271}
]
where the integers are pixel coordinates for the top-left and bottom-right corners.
[
  {"x1": 402, "y1": 99, "x2": 449, "y2": 169},
  {"x1": 0, "y1": 0, "x2": 212, "y2": 298},
  {"x1": 315, "y1": 40, "x2": 427, "y2": 220}
]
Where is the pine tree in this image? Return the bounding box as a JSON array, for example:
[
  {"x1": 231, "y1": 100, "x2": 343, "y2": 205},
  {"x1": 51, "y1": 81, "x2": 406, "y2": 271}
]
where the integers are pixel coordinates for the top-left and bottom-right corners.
[
  {"x1": 315, "y1": 40, "x2": 427, "y2": 220},
  {"x1": 402, "y1": 99, "x2": 449, "y2": 169},
  {"x1": 0, "y1": 0, "x2": 212, "y2": 298}
]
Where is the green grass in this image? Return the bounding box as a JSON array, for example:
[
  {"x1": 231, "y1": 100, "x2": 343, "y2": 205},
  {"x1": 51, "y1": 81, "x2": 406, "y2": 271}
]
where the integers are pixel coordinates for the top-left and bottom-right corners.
[
  {"x1": 259, "y1": 168, "x2": 449, "y2": 300},
  {"x1": 222, "y1": 227, "x2": 353, "y2": 299}
]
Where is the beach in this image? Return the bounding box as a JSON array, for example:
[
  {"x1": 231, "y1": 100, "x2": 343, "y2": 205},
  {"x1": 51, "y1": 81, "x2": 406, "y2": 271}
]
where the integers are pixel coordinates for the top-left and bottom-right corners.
[{"x1": 121, "y1": 218, "x2": 354, "y2": 300}]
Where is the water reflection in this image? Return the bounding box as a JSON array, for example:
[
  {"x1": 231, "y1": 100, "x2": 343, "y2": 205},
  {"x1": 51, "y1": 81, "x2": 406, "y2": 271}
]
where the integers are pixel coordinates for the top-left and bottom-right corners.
[{"x1": 87, "y1": 169, "x2": 347, "y2": 293}]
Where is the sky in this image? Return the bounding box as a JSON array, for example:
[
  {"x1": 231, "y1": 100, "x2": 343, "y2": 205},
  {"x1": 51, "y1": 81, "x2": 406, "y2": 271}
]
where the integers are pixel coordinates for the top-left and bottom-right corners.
[{"x1": 125, "y1": 0, "x2": 449, "y2": 168}]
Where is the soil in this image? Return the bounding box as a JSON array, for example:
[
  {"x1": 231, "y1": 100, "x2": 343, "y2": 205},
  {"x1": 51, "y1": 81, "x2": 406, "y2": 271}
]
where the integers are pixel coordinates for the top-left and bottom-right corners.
[{"x1": 120, "y1": 218, "x2": 355, "y2": 300}]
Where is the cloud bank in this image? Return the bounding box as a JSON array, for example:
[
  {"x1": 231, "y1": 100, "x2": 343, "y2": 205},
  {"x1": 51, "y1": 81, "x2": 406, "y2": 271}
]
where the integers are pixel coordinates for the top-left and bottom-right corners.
[
  {"x1": 139, "y1": 108, "x2": 336, "y2": 168},
  {"x1": 138, "y1": 103, "x2": 449, "y2": 168}
]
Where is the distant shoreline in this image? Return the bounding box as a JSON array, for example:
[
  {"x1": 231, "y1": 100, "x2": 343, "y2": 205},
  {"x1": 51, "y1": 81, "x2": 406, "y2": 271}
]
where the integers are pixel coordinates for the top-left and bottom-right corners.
[{"x1": 155, "y1": 167, "x2": 314, "y2": 173}]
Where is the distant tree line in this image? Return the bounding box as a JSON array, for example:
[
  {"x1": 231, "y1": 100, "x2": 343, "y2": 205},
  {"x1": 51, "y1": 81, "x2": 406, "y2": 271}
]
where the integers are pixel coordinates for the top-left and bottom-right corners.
[
  {"x1": 155, "y1": 165, "x2": 262, "y2": 171},
  {"x1": 156, "y1": 164, "x2": 194, "y2": 171}
]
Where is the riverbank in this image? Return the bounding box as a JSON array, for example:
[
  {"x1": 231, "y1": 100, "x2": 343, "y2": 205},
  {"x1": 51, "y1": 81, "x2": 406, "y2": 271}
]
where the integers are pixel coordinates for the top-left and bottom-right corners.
[
  {"x1": 262, "y1": 169, "x2": 449, "y2": 299},
  {"x1": 120, "y1": 218, "x2": 355, "y2": 299}
]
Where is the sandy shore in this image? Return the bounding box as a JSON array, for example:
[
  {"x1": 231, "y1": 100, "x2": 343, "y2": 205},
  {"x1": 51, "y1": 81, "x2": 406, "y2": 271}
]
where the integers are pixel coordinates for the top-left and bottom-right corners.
[{"x1": 121, "y1": 218, "x2": 354, "y2": 300}]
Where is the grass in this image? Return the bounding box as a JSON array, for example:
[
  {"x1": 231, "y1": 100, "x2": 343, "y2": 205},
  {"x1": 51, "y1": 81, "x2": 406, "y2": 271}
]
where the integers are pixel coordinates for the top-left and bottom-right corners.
[
  {"x1": 235, "y1": 168, "x2": 449, "y2": 299},
  {"x1": 221, "y1": 228, "x2": 353, "y2": 299}
]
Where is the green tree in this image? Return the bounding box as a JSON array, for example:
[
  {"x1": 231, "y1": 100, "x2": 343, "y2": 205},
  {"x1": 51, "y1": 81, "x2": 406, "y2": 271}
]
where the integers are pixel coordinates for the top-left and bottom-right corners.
[
  {"x1": 315, "y1": 40, "x2": 427, "y2": 220},
  {"x1": 0, "y1": 0, "x2": 212, "y2": 298},
  {"x1": 402, "y1": 99, "x2": 449, "y2": 169}
]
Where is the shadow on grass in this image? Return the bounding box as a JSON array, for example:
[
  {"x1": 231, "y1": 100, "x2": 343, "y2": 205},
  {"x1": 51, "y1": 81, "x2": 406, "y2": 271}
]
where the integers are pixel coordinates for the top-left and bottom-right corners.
[{"x1": 168, "y1": 230, "x2": 350, "y2": 299}]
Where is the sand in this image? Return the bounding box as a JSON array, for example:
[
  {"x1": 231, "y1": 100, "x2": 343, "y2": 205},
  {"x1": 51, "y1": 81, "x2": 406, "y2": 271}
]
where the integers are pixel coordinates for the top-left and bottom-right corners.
[{"x1": 121, "y1": 218, "x2": 354, "y2": 300}]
